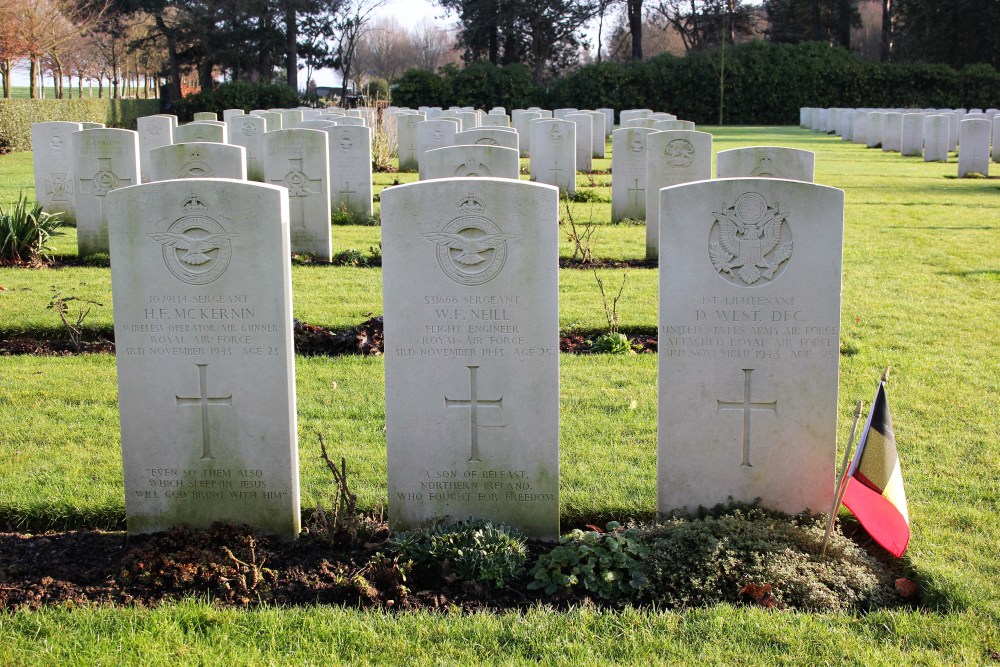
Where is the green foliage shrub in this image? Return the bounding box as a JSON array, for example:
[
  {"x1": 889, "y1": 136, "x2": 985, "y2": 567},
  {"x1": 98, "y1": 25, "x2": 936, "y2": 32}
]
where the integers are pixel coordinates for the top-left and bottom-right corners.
[
  {"x1": 394, "y1": 62, "x2": 539, "y2": 110},
  {"x1": 593, "y1": 332, "x2": 634, "y2": 355},
  {"x1": 528, "y1": 522, "x2": 648, "y2": 600},
  {"x1": 362, "y1": 78, "x2": 391, "y2": 103},
  {"x1": 392, "y1": 69, "x2": 453, "y2": 108},
  {"x1": 569, "y1": 188, "x2": 609, "y2": 203},
  {"x1": 0, "y1": 192, "x2": 61, "y2": 264},
  {"x1": 0, "y1": 99, "x2": 159, "y2": 153},
  {"x1": 637, "y1": 502, "x2": 899, "y2": 612},
  {"x1": 387, "y1": 517, "x2": 528, "y2": 588},
  {"x1": 172, "y1": 82, "x2": 299, "y2": 122}
]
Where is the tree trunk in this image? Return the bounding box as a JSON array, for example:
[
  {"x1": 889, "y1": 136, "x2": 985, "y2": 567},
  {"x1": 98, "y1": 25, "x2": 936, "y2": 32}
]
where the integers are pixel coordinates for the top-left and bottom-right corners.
[
  {"x1": 628, "y1": 0, "x2": 643, "y2": 60},
  {"x1": 284, "y1": 0, "x2": 298, "y2": 91},
  {"x1": 155, "y1": 14, "x2": 183, "y2": 101},
  {"x1": 880, "y1": 0, "x2": 891, "y2": 61},
  {"x1": 1, "y1": 60, "x2": 10, "y2": 98},
  {"x1": 29, "y1": 57, "x2": 38, "y2": 98},
  {"x1": 98, "y1": 77, "x2": 104, "y2": 98},
  {"x1": 54, "y1": 57, "x2": 64, "y2": 98}
]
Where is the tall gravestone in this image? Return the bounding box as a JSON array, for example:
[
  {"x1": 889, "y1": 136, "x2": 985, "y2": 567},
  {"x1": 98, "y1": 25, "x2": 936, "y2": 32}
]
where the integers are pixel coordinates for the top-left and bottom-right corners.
[
  {"x1": 382, "y1": 178, "x2": 560, "y2": 540},
  {"x1": 31, "y1": 121, "x2": 82, "y2": 222},
  {"x1": 645, "y1": 130, "x2": 712, "y2": 260},
  {"x1": 865, "y1": 112, "x2": 883, "y2": 148},
  {"x1": 264, "y1": 128, "x2": 332, "y2": 261},
  {"x1": 881, "y1": 113, "x2": 903, "y2": 153},
  {"x1": 530, "y1": 119, "x2": 576, "y2": 194},
  {"x1": 512, "y1": 111, "x2": 542, "y2": 157},
  {"x1": 327, "y1": 125, "x2": 373, "y2": 219},
  {"x1": 958, "y1": 118, "x2": 991, "y2": 177},
  {"x1": 993, "y1": 115, "x2": 1000, "y2": 163},
  {"x1": 658, "y1": 178, "x2": 844, "y2": 515},
  {"x1": 397, "y1": 113, "x2": 426, "y2": 172},
  {"x1": 137, "y1": 116, "x2": 174, "y2": 183},
  {"x1": 900, "y1": 113, "x2": 924, "y2": 157},
  {"x1": 586, "y1": 111, "x2": 606, "y2": 158},
  {"x1": 564, "y1": 113, "x2": 593, "y2": 172},
  {"x1": 610, "y1": 127, "x2": 655, "y2": 223},
  {"x1": 420, "y1": 145, "x2": 520, "y2": 181},
  {"x1": 851, "y1": 112, "x2": 868, "y2": 145},
  {"x1": 596, "y1": 108, "x2": 614, "y2": 137},
  {"x1": 417, "y1": 119, "x2": 460, "y2": 168},
  {"x1": 148, "y1": 142, "x2": 247, "y2": 181},
  {"x1": 923, "y1": 115, "x2": 950, "y2": 162},
  {"x1": 228, "y1": 114, "x2": 266, "y2": 181},
  {"x1": 107, "y1": 179, "x2": 300, "y2": 537},
  {"x1": 716, "y1": 147, "x2": 815, "y2": 182},
  {"x1": 73, "y1": 128, "x2": 139, "y2": 257}
]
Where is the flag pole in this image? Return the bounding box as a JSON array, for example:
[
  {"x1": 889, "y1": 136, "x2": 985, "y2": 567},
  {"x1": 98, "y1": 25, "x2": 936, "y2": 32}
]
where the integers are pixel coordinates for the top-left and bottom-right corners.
[{"x1": 821, "y1": 400, "x2": 865, "y2": 556}]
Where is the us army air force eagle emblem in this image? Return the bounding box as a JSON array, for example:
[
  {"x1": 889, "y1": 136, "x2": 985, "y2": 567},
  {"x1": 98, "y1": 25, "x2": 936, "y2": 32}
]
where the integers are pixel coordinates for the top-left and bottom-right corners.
[
  {"x1": 423, "y1": 194, "x2": 513, "y2": 286},
  {"x1": 709, "y1": 192, "x2": 793, "y2": 287},
  {"x1": 149, "y1": 192, "x2": 237, "y2": 285}
]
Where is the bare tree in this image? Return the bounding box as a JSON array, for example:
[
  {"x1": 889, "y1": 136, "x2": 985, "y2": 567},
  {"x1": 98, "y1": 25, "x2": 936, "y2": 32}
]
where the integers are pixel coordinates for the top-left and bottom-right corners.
[
  {"x1": 0, "y1": 0, "x2": 31, "y2": 97},
  {"x1": 411, "y1": 19, "x2": 460, "y2": 71},
  {"x1": 355, "y1": 16, "x2": 421, "y2": 81},
  {"x1": 332, "y1": 0, "x2": 387, "y2": 100}
]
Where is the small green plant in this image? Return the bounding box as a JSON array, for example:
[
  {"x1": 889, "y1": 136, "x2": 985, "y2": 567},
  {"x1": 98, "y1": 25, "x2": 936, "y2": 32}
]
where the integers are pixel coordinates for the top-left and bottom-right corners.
[
  {"x1": 79, "y1": 252, "x2": 110, "y2": 267},
  {"x1": 387, "y1": 517, "x2": 528, "y2": 588},
  {"x1": 47, "y1": 288, "x2": 102, "y2": 350},
  {"x1": 331, "y1": 245, "x2": 381, "y2": 267},
  {"x1": 570, "y1": 188, "x2": 609, "y2": 203},
  {"x1": 0, "y1": 192, "x2": 62, "y2": 266},
  {"x1": 331, "y1": 203, "x2": 380, "y2": 226},
  {"x1": 528, "y1": 522, "x2": 648, "y2": 600},
  {"x1": 592, "y1": 269, "x2": 634, "y2": 354}
]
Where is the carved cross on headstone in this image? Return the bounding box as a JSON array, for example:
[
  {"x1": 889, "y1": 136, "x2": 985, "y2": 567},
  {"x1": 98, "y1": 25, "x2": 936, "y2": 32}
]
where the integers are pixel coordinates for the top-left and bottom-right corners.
[
  {"x1": 337, "y1": 181, "x2": 356, "y2": 207},
  {"x1": 628, "y1": 178, "x2": 644, "y2": 208},
  {"x1": 716, "y1": 368, "x2": 777, "y2": 467},
  {"x1": 445, "y1": 365, "x2": 504, "y2": 462},
  {"x1": 81, "y1": 158, "x2": 131, "y2": 224},
  {"x1": 175, "y1": 363, "x2": 233, "y2": 460},
  {"x1": 271, "y1": 157, "x2": 321, "y2": 230}
]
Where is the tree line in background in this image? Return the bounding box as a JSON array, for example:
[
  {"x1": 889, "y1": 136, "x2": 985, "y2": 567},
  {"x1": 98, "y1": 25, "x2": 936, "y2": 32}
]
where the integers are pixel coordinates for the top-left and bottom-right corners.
[{"x1": 0, "y1": 0, "x2": 996, "y2": 103}]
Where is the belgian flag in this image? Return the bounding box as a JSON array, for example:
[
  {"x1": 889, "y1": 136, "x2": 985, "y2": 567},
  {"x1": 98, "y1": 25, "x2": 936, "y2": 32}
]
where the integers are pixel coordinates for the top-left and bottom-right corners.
[{"x1": 841, "y1": 379, "x2": 910, "y2": 557}]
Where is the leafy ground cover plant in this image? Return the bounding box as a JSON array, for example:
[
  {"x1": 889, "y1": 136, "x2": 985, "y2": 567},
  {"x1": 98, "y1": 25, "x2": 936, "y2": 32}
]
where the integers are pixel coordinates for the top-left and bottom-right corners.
[
  {"x1": 528, "y1": 522, "x2": 648, "y2": 600},
  {"x1": 0, "y1": 193, "x2": 61, "y2": 266},
  {"x1": 388, "y1": 517, "x2": 528, "y2": 588}
]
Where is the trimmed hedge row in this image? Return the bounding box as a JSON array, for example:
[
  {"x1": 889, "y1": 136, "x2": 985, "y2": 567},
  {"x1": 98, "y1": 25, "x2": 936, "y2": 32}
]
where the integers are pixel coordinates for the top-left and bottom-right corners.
[
  {"x1": 394, "y1": 41, "x2": 1000, "y2": 124},
  {"x1": 0, "y1": 99, "x2": 159, "y2": 153}
]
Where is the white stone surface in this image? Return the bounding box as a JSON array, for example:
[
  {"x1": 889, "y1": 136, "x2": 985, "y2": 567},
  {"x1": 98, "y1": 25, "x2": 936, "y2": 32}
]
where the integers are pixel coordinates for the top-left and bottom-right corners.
[
  {"x1": 137, "y1": 116, "x2": 174, "y2": 183},
  {"x1": 417, "y1": 119, "x2": 460, "y2": 168},
  {"x1": 81, "y1": 122, "x2": 105, "y2": 130},
  {"x1": 263, "y1": 129, "x2": 331, "y2": 260},
  {"x1": 716, "y1": 147, "x2": 815, "y2": 182},
  {"x1": 923, "y1": 114, "x2": 950, "y2": 162},
  {"x1": 658, "y1": 178, "x2": 843, "y2": 515},
  {"x1": 584, "y1": 111, "x2": 606, "y2": 158},
  {"x1": 881, "y1": 112, "x2": 903, "y2": 152},
  {"x1": 530, "y1": 119, "x2": 576, "y2": 193},
  {"x1": 174, "y1": 123, "x2": 226, "y2": 144},
  {"x1": 652, "y1": 120, "x2": 696, "y2": 132},
  {"x1": 148, "y1": 142, "x2": 247, "y2": 182},
  {"x1": 624, "y1": 118, "x2": 656, "y2": 129},
  {"x1": 251, "y1": 111, "x2": 282, "y2": 132},
  {"x1": 610, "y1": 127, "x2": 655, "y2": 223},
  {"x1": 382, "y1": 178, "x2": 560, "y2": 540},
  {"x1": 454, "y1": 111, "x2": 478, "y2": 131},
  {"x1": 993, "y1": 115, "x2": 1000, "y2": 163},
  {"x1": 228, "y1": 115, "x2": 267, "y2": 181},
  {"x1": 193, "y1": 112, "x2": 217, "y2": 121},
  {"x1": 420, "y1": 145, "x2": 520, "y2": 181},
  {"x1": 107, "y1": 179, "x2": 300, "y2": 537},
  {"x1": 482, "y1": 113, "x2": 511, "y2": 128},
  {"x1": 851, "y1": 112, "x2": 868, "y2": 145},
  {"x1": 326, "y1": 125, "x2": 373, "y2": 218},
  {"x1": 958, "y1": 118, "x2": 991, "y2": 177},
  {"x1": 73, "y1": 128, "x2": 139, "y2": 257},
  {"x1": 31, "y1": 121, "x2": 82, "y2": 222},
  {"x1": 222, "y1": 109, "x2": 244, "y2": 133},
  {"x1": 564, "y1": 113, "x2": 593, "y2": 172},
  {"x1": 645, "y1": 130, "x2": 712, "y2": 260},
  {"x1": 596, "y1": 108, "x2": 614, "y2": 137},
  {"x1": 619, "y1": 110, "x2": 650, "y2": 125},
  {"x1": 398, "y1": 113, "x2": 427, "y2": 172},
  {"x1": 900, "y1": 113, "x2": 924, "y2": 156},
  {"x1": 865, "y1": 112, "x2": 883, "y2": 148},
  {"x1": 299, "y1": 120, "x2": 338, "y2": 131},
  {"x1": 280, "y1": 110, "x2": 303, "y2": 129},
  {"x1": 454, "y1": 128, "x2": 519, "y2": 152},
  {"x1": 512, "y1": 111, "x2": 542, "y2": 157}
]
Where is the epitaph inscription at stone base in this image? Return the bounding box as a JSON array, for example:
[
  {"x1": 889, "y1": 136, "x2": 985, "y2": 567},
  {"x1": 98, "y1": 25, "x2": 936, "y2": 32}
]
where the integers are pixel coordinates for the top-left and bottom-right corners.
[
  {"x1": 658, "y1": 178, "x2": 843, "y2": 516},
  {"x1": 107, "y1": 179, "x2": 300, "y2": 537},
  {"x1": 382, "y1": 178, "x2": 560, "y2": 540}
]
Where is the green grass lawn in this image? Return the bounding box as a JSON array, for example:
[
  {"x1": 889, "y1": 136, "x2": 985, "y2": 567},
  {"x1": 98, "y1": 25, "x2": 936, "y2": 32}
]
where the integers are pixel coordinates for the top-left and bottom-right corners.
[{"x1": 1, "y1": 128, "x2": 998, "y2": 664}]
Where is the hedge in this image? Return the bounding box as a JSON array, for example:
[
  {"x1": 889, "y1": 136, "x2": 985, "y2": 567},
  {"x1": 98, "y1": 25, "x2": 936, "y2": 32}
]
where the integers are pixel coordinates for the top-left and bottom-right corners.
[
  {"x1": 170, "y1": 82, "x2": 299, "y2": 123},
  {"x1": 0, "y1": 99, "x2": 160, "y2": 153},
  {"x1": 394, "y1": 41, "x2": 1000, "y2": 124}
]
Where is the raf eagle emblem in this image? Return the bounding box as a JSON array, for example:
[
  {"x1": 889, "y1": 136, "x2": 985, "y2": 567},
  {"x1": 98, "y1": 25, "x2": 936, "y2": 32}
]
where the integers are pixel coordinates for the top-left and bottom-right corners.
[
  {"x1": 709, "y1": 192, "x2": 793, "y2": 285},
  {"x1": 149, "y1": 231, "x2": 234, "y2": 266},
  {"x1": 422, "y1": 231, "x2": 513, "y2": 266}
]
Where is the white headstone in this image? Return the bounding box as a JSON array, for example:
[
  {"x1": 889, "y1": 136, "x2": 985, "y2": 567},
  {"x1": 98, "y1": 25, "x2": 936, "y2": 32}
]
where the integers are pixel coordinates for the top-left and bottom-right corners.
[
  {"x1": 645, "y1": 130, "x2": 712, "y2": 260},
  {"x1": 137, "y1": 116, "x2": 174, "y2": 183},
  {"x1": 923, "y1": 114, "x2": 950, "y2": 162},
  {"x1": 865, "y1": 112, "x2": 883, "y2": 148},
  {"x1": 454, "y1": 128, "x2": 519, "y2": 152},
  {"x1": 107, "y1": 179, "x2": 300, "y2": 537},
  {"x1": 417, "y1": 119, "x2": 460, "y2": 168},
  {"x1": 174, "y1": 123, "x2": 226, "y2": 144},
  {"x1": 382, "y1": 178, "x2": 560, "y2": 540},
  {"x1": 595, "y1": 108, "x2": 614, "y2": 137},
  {"x1": 624, "y1": 118, "x2": 656, "y2": 129},
  {"x1": 610, "y1": 127, "x2": 655, "y2": 223},
  {"x1": 73, "y1": 128, "x2": 139, "y2": 257},
  {"x1": 658, "y1": 178, "x2": 844, "y2": 515},
  {"x1": 280, "y1": 110, "x2": 303, "y2": 130},
  {"x1": 900, "y1": 113, "x2": 924, "y2": 157},
  {"x1": 851, "y1": 112, "x2": 868, "y2": 145},
  {"x1": 530, "y1": 119, "x2": 576, "y2": 193},
  {"x1": 420, "y1": 145, "x2": 520, "y2": 181},
  {"x1": 397, "y1": 113, "x2": 426, "y2": 172},
  {"x1": 482, "y1": 113, "x2": 511, "y2": 128},
  {"x1": 881, "y1": 112, "x2": 903, "y2": 152},
  {"x1": 619, "y1": 109, "x2": 650, "y2": 126},
  {"x1": 222, "y1": 109, "x2": 244, "y2": 132},
  {"x1": 81, "y1": 122, "x2": 105, "y2": 130},
  {"x1": 264, "y1": 129, "x2": 332, "y2": 260},
  {"x1": 958, "y1": 118, "x2": 991, "y2": 177},
  {"x1": 454, "y1": 111, "x2": 478, "y2": 131},
  {"x1": 512, "y1": 111, "x2": 542, "y2": 157},
  {"x1": 993, "y1": 115, "x2": 1000, "y2": 163},
  {"x1": 31, "y1": 121, "x2": 82, "y2": 222},
  {"x1": 228, "y1": 114, "x2": 266, "y2": 181},
  {"x1": 716, "y1": 147, "x2": 815, "y2": 182},
  {"x1": 192, "y1": 111, "x2": 217, "y2": 122},
  {"x1": 653, "y1": 120, "x2": 696, "y2": 132},
  {"x1": 564, "y1": 113, "x2": 593, "y2": 172},
  {"x1": 327, "y1": 125, "x2": 373, "y2": 219},
  {"x1": 251, "y1": 111, "x2": 282, "y2": 132},
  {"x1": 148, "y1": 142, "x2": 247, "y2": 181},
  {"x1": 299, "y1": 120, "x2": 338, "y2": 131}
]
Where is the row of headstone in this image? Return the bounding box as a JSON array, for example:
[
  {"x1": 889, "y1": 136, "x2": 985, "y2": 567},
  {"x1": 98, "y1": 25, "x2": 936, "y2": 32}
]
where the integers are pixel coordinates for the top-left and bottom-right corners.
[
  {"x1": 801, "y1": 106, "x2": 998, "y2": 177},
  {"x1": 101, "y1": 171, "x2": 843, "y2": 542}
]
